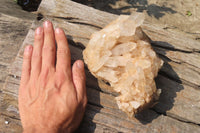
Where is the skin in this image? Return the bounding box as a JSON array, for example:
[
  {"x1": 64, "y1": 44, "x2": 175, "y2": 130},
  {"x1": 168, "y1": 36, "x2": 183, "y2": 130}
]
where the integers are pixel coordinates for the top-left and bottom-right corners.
[{"x1": 18, "y1": 21, "x2": 87, "y2": 133}]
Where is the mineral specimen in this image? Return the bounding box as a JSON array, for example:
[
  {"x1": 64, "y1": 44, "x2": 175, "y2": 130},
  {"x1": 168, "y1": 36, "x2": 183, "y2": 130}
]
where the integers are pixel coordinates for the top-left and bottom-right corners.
[{"x1": 83, "y1": 13, "x2": 163, "y2": 117}]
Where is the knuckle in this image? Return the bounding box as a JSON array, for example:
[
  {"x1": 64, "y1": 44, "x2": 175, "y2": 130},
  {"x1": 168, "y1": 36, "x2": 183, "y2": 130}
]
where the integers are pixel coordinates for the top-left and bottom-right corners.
[
  {"x1": 55, "y1": 72, "x2": 65, "y2": 85},
  {"x1": 57, "y1": 70, "x2": 71, "y2": 82},
  {"x1": 39, "y1": 74, "x2": 48, "y2": 88},
  {"x1": 23, "y1": 54, "x2": 31, "y2": 60},
  {"x1": 32, "y1": 52, "x2": 42, "y2": 58},
  {"x1": 40, "y1": 67, "x2": 54, "y2": 80},
  {"x1": 43, "y1": 45, "x2": 55, "y2": 52},
  {"x1": 45, "y1": 26, "x2": 53, "y2": 33},
  {"x1": 57, "y1": 49, "x2": 68, "y2": 56},
  {"x1": 35, "y1": 35, "x2": 43, "y2": 41}
]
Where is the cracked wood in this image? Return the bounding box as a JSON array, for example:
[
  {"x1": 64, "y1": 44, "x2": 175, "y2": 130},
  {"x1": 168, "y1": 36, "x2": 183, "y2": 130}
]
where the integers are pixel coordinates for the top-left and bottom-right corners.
[{"x1": 1, "y1": 0, "x2": 200, "y2": 132}]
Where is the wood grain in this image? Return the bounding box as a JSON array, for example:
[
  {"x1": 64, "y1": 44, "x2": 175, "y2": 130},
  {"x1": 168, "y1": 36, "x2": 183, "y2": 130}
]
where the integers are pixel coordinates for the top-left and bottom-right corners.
[
  {"x1": 2, "y1": 75, "x2": 200, "y2": 132},
  {"x1": 0, "y1": 0, "x2": 34, "y2": 131},
  {"x1": 38, "y1": 0, "x2": 200, "y2": 52},
  {"x1": 1, "y1": 0, "x2": 200, "y2": 132}
]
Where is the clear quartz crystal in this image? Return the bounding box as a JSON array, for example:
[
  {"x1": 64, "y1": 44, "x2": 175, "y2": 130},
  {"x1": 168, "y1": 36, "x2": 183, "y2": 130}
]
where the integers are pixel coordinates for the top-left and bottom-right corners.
[{"x1": 83, "y1": 13, "x2": 163, "y2": 117}]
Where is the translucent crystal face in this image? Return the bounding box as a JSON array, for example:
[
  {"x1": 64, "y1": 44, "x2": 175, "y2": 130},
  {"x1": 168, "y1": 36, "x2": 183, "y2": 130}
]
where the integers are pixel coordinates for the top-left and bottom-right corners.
[{"x1": 83, "y1": 13, "x2": 163, "y2": 117}]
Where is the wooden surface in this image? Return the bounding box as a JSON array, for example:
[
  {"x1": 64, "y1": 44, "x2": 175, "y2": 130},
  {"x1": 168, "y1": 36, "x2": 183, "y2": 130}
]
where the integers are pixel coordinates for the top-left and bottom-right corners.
[
  {"x1": 0, "y1": 0, "x2": 35, "y2": 132},
  {"x1": 1, "y1": 0, "x2": 200, "y2": 132}
]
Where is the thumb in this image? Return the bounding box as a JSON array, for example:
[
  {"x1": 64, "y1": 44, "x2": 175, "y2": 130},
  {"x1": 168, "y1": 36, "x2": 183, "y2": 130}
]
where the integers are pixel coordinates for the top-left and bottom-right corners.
[{"x1": 72, "y1": 60, "x2": 86, "y2": 102}]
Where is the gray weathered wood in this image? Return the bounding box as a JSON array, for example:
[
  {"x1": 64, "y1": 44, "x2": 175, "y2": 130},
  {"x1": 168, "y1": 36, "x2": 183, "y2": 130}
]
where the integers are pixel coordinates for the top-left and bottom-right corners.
[
  {"x1": 38, "y1": 0, "x2": 200, "y2": 52},
  {"x1": 0, "y1": 2, "x2": 35, "y2": 89},
  {"x1": 2, "y1": 0, "x2": 200, "y2": 132},
  {"x1": 0, "y1": 114, "x2": 22, "y2": 133},
  {"x1": 2, "y1": 76, "x2": 200, "y2": 132},
  {"x1": 0, "y1": 0, "x2": 36, "y2": 20},
  {"x1": 10, "y1": 16, "x2": 200, "y2": 87},
  {"x1": 0, "y1": 13, "x2": 33, "y2": 65},
  {"x1": 5, "y1": 22, "x2": 200, "y2": 133},
  {"x1": 0, "y1": 0, "x2": 35, "y2": 131},
  {"x1": 8, "y1": 13, "x2": 200, "y2": 123}
]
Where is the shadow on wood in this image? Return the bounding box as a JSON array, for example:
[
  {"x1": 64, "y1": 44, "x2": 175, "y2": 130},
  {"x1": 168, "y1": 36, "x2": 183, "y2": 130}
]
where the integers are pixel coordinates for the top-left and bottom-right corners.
[
  {"x1": 73, "y1": 0, "x2": 176, "y2": 19},
  {"x1": 153, "y1": 42, "x2": 184, "y2": 116},
  {"x1": 133, "y1": 41, "x2": 184, "y2": 124}
]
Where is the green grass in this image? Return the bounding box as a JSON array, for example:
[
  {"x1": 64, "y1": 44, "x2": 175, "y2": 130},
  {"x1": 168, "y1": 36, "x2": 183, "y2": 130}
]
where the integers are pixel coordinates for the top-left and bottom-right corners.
[{"x1": 186, "y1": 11, "x2": 192, "y2": 16}]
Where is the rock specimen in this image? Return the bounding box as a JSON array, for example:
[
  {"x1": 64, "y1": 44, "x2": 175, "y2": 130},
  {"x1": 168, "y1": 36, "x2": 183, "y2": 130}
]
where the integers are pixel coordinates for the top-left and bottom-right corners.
[{"x1": 83, "y1": 13, "x2": 163, "y2": 117}]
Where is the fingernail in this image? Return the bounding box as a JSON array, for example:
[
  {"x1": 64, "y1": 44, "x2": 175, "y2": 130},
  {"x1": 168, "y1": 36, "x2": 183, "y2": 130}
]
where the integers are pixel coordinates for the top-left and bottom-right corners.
[
  {"x1": 77, "y1": 61, "x2": 84, "y2": 69},
  {"x1": 44, "y1": 21, "x2": 51, "y2": 27},
  {"x1": 55, "y1": 28, "x2": 61, "y2": 34},
  {"x1": 36, "y1": 27, "x2": 42, "y2": 35},
  {"x1": 25, "y1": 45, "x2": 32, "y2": 53}
]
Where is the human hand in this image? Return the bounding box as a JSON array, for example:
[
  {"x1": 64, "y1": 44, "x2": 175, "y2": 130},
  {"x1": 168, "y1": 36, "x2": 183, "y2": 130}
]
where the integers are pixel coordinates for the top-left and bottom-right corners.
[{"x1": 18, "y1": 21, "x2": 87, "y2": 133}]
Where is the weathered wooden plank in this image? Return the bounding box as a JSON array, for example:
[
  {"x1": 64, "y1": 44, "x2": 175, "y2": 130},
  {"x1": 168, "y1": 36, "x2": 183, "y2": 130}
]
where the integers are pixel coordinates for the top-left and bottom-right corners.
[
  {"x1": 2, "y1": 76, "x2": 119, "y2": 120},
  {"x1": 10, "y1": 21, "x2": 200, "y2": 88},
  {"x1": 83, "y1": 104, "x2": 200, "y2": 133},
  {"x1": 7, "y1": 17, "x2": 200, "y2": 125},
  {"x1": 0, "y1": 2, "x2": 34, "y2": 71},
  {"x1": 36, "y1": 0, "x2": 200, "y2": 87},
  {"x1": 0, "y1": 13, "x2": 33, "y2": 66},
  {"x1": 155, "y1": 75, "x2": 200, "y2": 124},
  {"x1": 154, "y1": 47, "x2": 200, "y2": 69},
  {"x1": 77, "y1": 119, "x2": 120, "y2": 133},
  {"x1": 0, "y1": 2, "x2": 35, "y2": 131},
  {"x1": 142, "y1": 24, "x2": 200, "y2": 52},
  {"x1": 4, "y1": 72, "x2": 200, "y2": 125},
  {"x1": 4, "y1": 72, "x2": 200, "y2": 132},
  {"x1": 160, "y1": 59, "x2": 200, "y2": 86},
  {"x1": 2, "y1": 79, "x2": 200, "y2": 133},
  {"x1": 38, "y1": 0, "x2": 117, "y2": 29},
  {"x1": 10, "y1": 17, "x2": 200, "y2": 88},
  {"x1": 0, "y1": 64, "x2": 8, "y2": 84},
  {"x1": 1, "y1": 86, "x2": 120, "y2": 133},
  {"x1": 0, "y1": 7, "x2": 34, "y2": 106},
  {"x1": 37, "y1": 0, "x2": 200, "y2": 52},
  {"x1": 3, "y1": 0, "x2": 200, "y2": 132},
  {"x1": 0, "y1": 114, "x2": 22, "y2": 133},
  {"x1": 0, "y1": 0, "x2": 36, "y2": 20},
  {"x1": 0, "y1": 91, "x2": 19, "y2": 120}
]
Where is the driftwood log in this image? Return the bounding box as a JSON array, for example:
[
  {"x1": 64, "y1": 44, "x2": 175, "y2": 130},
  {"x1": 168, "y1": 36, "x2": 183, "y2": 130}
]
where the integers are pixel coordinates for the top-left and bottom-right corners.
[{"x1": 1, "y1": 0, "x2": 200, "y2": 132}]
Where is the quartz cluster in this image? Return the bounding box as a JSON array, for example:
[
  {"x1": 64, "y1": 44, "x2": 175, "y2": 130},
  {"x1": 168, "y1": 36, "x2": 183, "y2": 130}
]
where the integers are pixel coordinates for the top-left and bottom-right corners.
[{"x1": 83, "y1": 13, "x2": 163, "y2": 117}]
